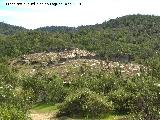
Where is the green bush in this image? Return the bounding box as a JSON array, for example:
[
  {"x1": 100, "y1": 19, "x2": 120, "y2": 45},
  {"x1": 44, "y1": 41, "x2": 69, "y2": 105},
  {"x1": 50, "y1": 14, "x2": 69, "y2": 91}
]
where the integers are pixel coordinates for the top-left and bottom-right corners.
[
  {"x1": 108, "y1": 88, "x2": 133, "y2": 113},
  {"x1": 22, "y1": 74, "x2": 68, "y2": 103},
  {"x1": 0, "y1": 105, "x2": 29, "y2": 120},
  {"x1": 57, "y1": 88, "x2": 113, "y2": 118},
  {"x1": 21, "y1": 75, "x2": 46, "y2": 103},
  {"x1": 0, "y1": 63, "x2": 18, "y2": 88},
  {"x1": 46, "y1": 75, "x2": 68, "y2": 103},
  {"x1": 107, "y1": 74, "x2": 160, "y2": 120},
  {"x1": 0, "y1": 74, "x2": 30, "y2": 120},
  {"x1": 70, "y1": 67, "x2": 119, "y2": 95},
  {"x1": 127, "y1": 76, "x2": 160, "y2": 120}
]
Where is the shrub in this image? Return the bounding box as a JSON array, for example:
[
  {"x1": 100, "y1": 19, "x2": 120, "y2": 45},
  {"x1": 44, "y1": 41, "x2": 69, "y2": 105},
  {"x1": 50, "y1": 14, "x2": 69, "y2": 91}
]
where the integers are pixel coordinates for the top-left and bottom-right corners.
[
  {"x1": 21, "y1": 75, "x2": 46, "y2": 103},
  {"x1": 0, "y1": 105, "x2": 29, "y2": 120},
  {"x1": 57, "y1": 88, "x2": 113, "y2": 118},
  {"x1": 46, "y1": 75, "x2": 68, "y2": 103},
  {"x1": 108, "y1": 88, "x2": 133, "y2": 113},
  {"x1": 128, "y1": 76, "x2": 160, "y2": 120},
  {"x1": 70, "y1": 69, "x2": 119, "y2": 95},
  {"x1": 22, "y1": 74, "x2": 68, "y2": 103},
  {"x1": 0, "y1": 63, "x2": 18, "y2": 88},
  {"x1": 0, "y1": 77, "x2": 30, "y2": 120}
]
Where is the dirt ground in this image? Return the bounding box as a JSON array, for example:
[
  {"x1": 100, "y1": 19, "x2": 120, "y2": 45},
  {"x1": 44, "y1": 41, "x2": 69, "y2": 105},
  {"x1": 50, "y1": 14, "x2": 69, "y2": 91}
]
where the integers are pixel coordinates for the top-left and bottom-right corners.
[{"x1": 29, "y1": 111, "x2": 55, "y2": 120}]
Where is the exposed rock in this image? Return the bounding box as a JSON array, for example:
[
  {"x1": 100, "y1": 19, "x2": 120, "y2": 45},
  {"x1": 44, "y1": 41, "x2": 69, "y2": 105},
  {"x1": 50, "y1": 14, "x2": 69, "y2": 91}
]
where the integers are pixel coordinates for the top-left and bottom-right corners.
[
  {"x1": 11, "y1": 48, "x2": 148, "y2": 79},
  {"x1": 16, "y1": 48, "x2": 97, "y2": 66}
]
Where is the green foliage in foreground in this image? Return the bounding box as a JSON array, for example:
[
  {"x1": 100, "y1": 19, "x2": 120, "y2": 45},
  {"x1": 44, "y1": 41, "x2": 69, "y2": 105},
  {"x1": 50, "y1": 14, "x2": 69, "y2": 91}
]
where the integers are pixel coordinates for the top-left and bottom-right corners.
[
  {"x1": 31, "y1": 103, "x2": 126, "y2": 119},
  {"x1": 55, "y1": 63, "x2": 159, "y2": 119},
  {"x1": 0, "y1": 64, "x2": 31, "y2": 120},
  {"x1": 1, "y1": 60, "x2": 159, "y2": 119},
  {"x1": 57, "y1": 88, "x2": 113, "y2": 118},
  {"x1": 21, "y1": 74, "x2": 68, "y2": 103},
  {"x1": 0, "y1": 105, "x2": 29, "y2": 120}
]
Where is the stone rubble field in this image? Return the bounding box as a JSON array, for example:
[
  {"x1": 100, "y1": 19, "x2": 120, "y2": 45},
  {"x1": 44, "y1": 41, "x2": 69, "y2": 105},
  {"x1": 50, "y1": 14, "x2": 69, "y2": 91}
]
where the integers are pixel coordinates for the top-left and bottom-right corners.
[{"x1": 10, "y1": 48, "x2": 148, "y2": 80}]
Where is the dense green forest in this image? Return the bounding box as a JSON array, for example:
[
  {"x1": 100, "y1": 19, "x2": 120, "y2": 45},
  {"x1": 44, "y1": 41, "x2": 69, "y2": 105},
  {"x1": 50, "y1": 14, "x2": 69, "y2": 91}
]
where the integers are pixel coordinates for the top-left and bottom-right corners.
[
  {"x1": 0, "y1": 22, "x2": 27, "y2": 35},
  {"x1": 0, "y1": 14, "x2": 160, "y2": 120},
  {"x1": 1, "y1": 14, "x2": 160, "y2": 62}
]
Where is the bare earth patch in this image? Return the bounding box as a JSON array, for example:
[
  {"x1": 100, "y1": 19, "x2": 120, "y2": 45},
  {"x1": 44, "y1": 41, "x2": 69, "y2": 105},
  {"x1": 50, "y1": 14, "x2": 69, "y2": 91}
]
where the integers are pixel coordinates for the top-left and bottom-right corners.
[{"x1": 29, "y1": 111, "x2": 55, "y2": 120}]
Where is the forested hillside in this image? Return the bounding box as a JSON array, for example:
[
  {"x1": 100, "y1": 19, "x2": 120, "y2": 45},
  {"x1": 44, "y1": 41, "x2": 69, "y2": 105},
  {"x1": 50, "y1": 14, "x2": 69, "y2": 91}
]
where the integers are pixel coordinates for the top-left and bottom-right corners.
[
  {"x1": 36, "y1": 26, "x2": 76, "y2": 33},
  {"x1": 0, "y1": 14, "x2": 159, "y2": 120},
  {"x1": 0, "y1": 22, "x2": 27, "y2": 35},
  {"x1": 0, "y1": 14, "x2": 160, "y2": 62}
]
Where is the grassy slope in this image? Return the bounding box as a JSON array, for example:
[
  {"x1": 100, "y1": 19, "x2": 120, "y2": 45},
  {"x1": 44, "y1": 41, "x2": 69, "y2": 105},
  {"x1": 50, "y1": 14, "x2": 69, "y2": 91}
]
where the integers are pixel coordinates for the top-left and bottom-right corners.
[{"x1": 31, "y1": 103, "x2": 58, "y2": 113}]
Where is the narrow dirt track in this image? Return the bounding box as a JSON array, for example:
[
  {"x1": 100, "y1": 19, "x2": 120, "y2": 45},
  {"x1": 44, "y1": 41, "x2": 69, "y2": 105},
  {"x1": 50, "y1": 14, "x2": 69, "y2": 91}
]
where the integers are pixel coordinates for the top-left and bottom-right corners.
[{"x1": 29, "y1": 112, "x2": 55, "y2": 120}]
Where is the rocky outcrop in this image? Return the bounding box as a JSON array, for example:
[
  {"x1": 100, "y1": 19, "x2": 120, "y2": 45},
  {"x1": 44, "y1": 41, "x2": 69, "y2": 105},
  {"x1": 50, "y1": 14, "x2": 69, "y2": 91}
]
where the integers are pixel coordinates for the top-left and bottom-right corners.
[
  {"x1": 17, "y1": 48, "x2": 96, "y2": 66},
  {"x1": 10, "y1": 48, "x2": 148, "y2": 78}
]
